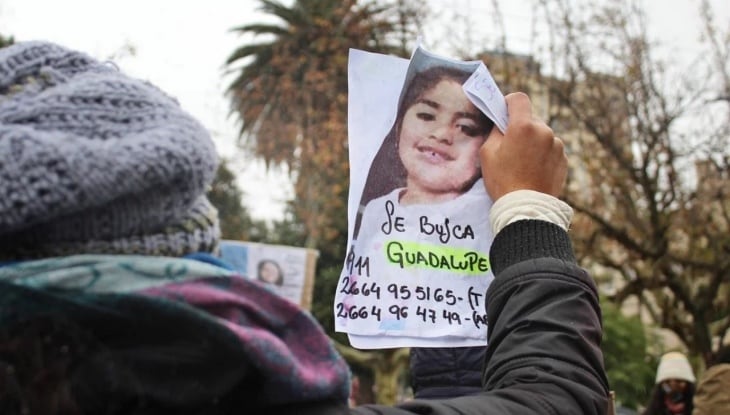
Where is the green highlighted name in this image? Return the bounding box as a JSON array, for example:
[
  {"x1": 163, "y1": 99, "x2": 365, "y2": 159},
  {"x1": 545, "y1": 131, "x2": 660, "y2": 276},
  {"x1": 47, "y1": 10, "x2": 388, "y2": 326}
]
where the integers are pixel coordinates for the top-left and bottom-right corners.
[{"x1": 385, "y1": 240, "x2": 490, "y2": 275}]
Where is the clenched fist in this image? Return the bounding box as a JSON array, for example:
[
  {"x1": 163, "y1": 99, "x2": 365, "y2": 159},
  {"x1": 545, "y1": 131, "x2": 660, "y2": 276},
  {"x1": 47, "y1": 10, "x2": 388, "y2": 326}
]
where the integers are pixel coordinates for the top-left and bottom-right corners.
[{"x1": 480, "y1": 92, "x2": 568, "y2": 201}]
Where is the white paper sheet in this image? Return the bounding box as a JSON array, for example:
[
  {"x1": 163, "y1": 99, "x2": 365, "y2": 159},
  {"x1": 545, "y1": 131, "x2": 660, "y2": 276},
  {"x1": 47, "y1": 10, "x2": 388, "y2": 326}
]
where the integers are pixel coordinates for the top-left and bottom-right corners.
[{"x1": 336, "y1": 46, "x2": 507, "y2": 349}]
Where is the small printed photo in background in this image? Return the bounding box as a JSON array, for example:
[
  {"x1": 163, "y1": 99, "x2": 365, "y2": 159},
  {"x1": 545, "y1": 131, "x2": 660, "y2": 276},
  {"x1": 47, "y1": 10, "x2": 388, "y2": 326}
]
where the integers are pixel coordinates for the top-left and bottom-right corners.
[{"x1": 220, "y1": 240, "x2": 318, "y2": 310}]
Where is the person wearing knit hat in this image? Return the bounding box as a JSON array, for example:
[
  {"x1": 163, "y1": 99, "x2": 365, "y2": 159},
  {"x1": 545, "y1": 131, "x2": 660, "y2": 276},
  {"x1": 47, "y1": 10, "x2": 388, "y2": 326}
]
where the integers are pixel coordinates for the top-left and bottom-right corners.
[
  {"x1": 0, "y1": 40, "x2": 352, "y2": 414},
  {"x1": 642, "y1": 352, "x2": 696, "y2": 415},
  {"x1": 0, "y1": 40, "x2": 220, "y2": 258},
  {"x1": 656, "y1": 352, "x2": 697, "y2": 385}
]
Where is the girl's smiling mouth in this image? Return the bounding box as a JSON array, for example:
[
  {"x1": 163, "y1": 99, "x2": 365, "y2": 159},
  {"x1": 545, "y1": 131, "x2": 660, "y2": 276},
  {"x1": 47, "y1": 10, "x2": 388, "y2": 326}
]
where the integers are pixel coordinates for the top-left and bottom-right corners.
[{"x1": 416, "y1": 144, "x2": 453, "y2": 162}]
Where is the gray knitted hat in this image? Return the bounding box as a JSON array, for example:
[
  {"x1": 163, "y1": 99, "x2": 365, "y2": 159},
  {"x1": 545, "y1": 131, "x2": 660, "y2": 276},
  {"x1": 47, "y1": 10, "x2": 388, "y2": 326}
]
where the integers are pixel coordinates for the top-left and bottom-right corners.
[{"x1": 0, "y1": 41, "x2": 221, "y2": 259}]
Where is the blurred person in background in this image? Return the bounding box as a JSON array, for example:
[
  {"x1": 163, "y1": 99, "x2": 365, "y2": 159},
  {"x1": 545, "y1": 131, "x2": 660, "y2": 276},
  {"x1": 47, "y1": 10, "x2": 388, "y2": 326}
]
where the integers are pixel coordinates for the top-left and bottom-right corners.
[
  {"x1": 643, "y1": 352, "x2": 696, "y2": 415},
  {"x1": 692, "y1": 345, "x2": 730, "y2": 415}
]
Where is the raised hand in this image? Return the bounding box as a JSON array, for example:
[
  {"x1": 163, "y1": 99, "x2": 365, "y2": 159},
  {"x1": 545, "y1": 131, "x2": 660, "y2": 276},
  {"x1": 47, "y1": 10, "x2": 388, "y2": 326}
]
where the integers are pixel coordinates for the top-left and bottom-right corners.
[{"x1": 479, "y1": 92, "x2": 568, "y2": 201}]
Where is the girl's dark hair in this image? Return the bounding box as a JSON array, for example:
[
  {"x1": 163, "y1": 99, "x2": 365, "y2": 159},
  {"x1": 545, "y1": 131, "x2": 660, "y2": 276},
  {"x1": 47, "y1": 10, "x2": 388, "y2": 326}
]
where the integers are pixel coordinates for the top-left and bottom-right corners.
[{"x1": 393, "y1": 66, "x2": 491, "y2": 140}]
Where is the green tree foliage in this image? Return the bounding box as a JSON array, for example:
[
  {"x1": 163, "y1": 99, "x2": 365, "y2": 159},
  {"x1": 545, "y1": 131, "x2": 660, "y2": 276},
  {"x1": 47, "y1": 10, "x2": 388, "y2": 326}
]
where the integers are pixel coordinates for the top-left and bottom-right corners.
[
  {"x1": 601, "y1": 299, "x2": 659, "y2": 410},
  {"x1": 206, "y1": 159, "x2": 267, "y2": 242},
  {"x1": 0, "y1": 34, "x2": 14, "y2": 49},
  {"x1": 536, "y1": 0, "x2": 730, "y2": 365},
  {"x1": 335, "y1": 344, "x2": 410, "y2": 405}
]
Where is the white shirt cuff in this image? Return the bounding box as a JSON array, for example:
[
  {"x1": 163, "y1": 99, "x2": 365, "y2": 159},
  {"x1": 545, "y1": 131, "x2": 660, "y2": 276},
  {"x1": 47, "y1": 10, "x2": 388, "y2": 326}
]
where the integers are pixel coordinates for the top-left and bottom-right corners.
[{"x1": 489, "y1": 190, "x2": 574, "y2": 235}]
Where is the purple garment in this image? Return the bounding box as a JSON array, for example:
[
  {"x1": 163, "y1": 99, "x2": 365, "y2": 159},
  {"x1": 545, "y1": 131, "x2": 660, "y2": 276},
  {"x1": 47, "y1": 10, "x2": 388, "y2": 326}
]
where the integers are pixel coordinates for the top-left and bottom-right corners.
[
  {"x1": 140, "y1": 276, "x2": 351, "y2": 405},
  {"x1": 0, "y1": 255, "x2": 351, "y2": 411}
]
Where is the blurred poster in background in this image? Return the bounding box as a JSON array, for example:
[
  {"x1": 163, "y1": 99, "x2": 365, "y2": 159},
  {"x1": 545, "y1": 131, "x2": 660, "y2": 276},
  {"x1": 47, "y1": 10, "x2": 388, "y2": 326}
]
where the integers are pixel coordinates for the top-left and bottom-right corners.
[{"x1": 220, "y1": 240, "x2": 319, "y2": 310}]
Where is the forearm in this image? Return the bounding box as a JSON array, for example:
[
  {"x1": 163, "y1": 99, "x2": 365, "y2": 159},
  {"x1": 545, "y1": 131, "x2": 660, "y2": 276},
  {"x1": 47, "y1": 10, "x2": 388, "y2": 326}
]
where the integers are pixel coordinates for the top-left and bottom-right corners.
[
  {"x1": 352, "y1": 220, "x2": 609, "y2": 415},
  {"x1": 482, "y1": 219, "x2": 609, "y2": 414}
]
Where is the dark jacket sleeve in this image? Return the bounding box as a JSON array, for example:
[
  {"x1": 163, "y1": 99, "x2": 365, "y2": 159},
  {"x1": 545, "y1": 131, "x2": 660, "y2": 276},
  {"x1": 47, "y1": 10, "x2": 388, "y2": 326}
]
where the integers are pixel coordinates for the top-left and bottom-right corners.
[
  {"x1": 408, "y1": 346, "x2": 485, "y2": 399},
  {"x1": 351, "y1": 220, "x2": 609, "y2": 415}
]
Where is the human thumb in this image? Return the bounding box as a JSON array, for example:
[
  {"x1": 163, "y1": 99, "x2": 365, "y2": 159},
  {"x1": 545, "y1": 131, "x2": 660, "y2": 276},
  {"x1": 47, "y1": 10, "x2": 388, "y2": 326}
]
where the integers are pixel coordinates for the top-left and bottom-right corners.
[{"x1": 479, "y1": 126, "x2": 504, "y2": 199}]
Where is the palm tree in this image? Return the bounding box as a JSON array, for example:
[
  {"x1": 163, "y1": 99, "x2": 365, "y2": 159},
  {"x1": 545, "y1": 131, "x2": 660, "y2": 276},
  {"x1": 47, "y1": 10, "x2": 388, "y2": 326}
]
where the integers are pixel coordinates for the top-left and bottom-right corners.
[
  {"x1": 225, "y1": 1, "x2": 424, "y2": 405},
  {"x1": 225, "y1": 0, "x2": 419, "y2": 249}
]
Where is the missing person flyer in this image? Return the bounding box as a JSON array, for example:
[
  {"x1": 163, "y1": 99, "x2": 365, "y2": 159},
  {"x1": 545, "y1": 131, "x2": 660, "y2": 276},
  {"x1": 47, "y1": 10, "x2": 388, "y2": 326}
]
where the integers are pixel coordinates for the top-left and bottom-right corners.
[{"x1": 335, "y1": 45, "x2": 508, "y2": 349}]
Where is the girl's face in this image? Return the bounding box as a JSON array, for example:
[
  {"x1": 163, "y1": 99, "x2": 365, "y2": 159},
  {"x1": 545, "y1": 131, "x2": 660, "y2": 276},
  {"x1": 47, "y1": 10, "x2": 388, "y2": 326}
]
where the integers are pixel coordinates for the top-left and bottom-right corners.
[
  {"x1": 398, "y1": 79, "x2": 488, "y2": 204},
  {"x1": 259, "y1": 261, "x2": 280, "y2": 284}
]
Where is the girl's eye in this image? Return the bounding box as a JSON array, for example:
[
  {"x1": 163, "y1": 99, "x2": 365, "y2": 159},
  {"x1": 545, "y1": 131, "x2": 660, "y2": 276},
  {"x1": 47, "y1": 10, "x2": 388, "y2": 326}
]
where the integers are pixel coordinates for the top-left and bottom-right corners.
[
  {"x1": 416, "y1": 112, "x2": 435, "y2": 121},
  {"x1": 458, "y1": 124, "x2": 479, "y2": 137}
]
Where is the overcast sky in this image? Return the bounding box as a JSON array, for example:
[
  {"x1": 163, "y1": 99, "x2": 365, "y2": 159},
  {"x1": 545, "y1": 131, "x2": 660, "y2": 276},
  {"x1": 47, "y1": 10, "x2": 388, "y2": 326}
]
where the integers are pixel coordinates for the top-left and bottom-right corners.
[{"x1": 1, "y1": 0, "x2": 727, "y2": 220}]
